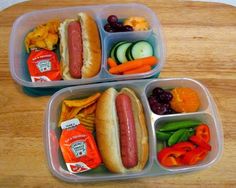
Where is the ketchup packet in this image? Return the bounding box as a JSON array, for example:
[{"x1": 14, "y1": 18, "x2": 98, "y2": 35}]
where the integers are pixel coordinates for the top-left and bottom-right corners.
[
  {"x1": 27, "y1": 49, "x2": 61, "y2": 82},
  {"x1": 59, "y1": 118, "x2": 102, "y2": 173}
]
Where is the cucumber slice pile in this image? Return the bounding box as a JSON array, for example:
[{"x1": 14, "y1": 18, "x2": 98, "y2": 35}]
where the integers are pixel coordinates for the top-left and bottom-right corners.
[{"x1": 109, "y1": 40, "x2": 154, "y2": 64}]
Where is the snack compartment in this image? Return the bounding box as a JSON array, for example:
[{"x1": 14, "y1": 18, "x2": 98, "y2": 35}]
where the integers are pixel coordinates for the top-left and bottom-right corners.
[
  {"x1": 101, "y1": 31, "x2": 161, "y2": 79},
  {"x1": 97, "y1": 3, "x2": 158, "y2": 35},
  {"x1": 153, "y1": 112, "x2": 221, "y2": 173},
  {"x1": 45, "y1": 80, "x2": 156, "y2": 182},
  {"x1": 144, "y1": 78, "x2": 211, "y2": 116}
]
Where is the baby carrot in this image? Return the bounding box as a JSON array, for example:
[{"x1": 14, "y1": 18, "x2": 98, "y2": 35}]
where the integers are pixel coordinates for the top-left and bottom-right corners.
[
  {"x1": 123, "y1": 65, "x2": 151, "y2": 75},
  {"x1": 107, "y1": 57, "x2": 117, "y2": 68},
  {"x1": 109, "y1": 56, "x2": 157, "y2": 74}
]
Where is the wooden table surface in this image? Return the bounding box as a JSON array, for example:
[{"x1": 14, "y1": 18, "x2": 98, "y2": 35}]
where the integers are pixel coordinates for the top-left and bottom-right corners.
[{"x1": 0, "y1": 0, "x2": 235, "y2": 187}]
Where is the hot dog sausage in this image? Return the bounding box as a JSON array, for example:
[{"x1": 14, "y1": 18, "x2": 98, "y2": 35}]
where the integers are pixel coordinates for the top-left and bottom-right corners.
[
  {"x1": 67, "y1": 21, "x2": 83, "y2": 78},
  {"x1": 115, "y1": 94, "x2": 138, "y2": 168}
]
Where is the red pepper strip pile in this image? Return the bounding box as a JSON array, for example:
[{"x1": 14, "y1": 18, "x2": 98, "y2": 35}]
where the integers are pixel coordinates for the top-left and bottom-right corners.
[
  {"x1": 157, "y1": 124, "x2": 212, "y2": 167},
  {"x1": 157, "y1": 141, "x2": 209, "y2": 167},
  {"x1": 195, "y1": 124, "x2": 210, "y2": 143}
]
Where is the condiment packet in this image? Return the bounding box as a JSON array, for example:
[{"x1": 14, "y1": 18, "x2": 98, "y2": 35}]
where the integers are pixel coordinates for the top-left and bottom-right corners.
[
  {"x1": 59, "y1": 118, "x2": 102, "y2": 173},
  {"x1": 27, "y1": 49, "x2": 61, "y2": 82}
]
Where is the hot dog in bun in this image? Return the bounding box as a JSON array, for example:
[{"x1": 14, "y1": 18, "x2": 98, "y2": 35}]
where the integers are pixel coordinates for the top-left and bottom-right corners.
[
  {"x1": 95, "y1": 87, "x2": 149, "y2": 173},
  {"x1": 59, "y1": 12, "x2": 101, "y2": 79}
]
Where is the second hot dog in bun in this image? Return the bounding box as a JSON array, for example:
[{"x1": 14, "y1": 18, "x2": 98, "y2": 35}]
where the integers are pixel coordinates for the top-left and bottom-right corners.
[
  {"x1": 59, "y1": 12, "x2": 101, "y2": 80},
  {"x1": 95, "y1": 87, "x2": 149, "y2": 173}
]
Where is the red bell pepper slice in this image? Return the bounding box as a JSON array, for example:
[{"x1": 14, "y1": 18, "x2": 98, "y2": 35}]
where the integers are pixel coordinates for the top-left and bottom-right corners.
[
  {"x1": 161, "y1": 156, "x2": 182, "y2": 167},
  {"x1": 189, "y1": 135, "x2": 212, "y2": 151},
  {"x1": 182, "y1": 147, "x2": 208, "y2": 165},
  {"x1": 172, "y1": 141, "x2": 195, "y2": 152},
  {"x1": 157, "y1": 147, "x2": 186, "y2": 167},
  {"x1": 195, "y1": 124, "x2": 210, "y2": 143}
]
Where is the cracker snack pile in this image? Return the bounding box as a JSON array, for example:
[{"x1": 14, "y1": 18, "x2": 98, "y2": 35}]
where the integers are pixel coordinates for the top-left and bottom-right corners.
[
  {"x1": 25, "y1": 20, "x2": 60, "y2": 52},
  {"x1": 58, "y1": 93, "x2": 101, "y2": 132}
]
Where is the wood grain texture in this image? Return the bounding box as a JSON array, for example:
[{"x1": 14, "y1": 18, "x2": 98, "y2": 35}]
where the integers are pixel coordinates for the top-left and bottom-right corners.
[{"x1": 0, "y1": 0, "x2": 235, "y2": 187}]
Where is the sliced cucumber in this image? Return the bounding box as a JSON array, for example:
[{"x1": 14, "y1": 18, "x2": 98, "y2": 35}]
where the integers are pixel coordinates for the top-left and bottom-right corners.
[
  {"x1": 125, "y1": 43, "x2": 135, "y2": 61},
  {"x1": 131, "y1": 41, "x2": 153, "y2": 59},
  {"x1": 115, "y1": 42, "x2": 132, "y2": 64},
  {"x1": 110, "y1": 41, "x2": 127, "y2": 61}
]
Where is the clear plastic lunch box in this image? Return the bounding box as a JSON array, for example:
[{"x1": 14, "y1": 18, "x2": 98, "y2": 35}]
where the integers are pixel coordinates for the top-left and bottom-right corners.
[
  {"x1": 44, "y1": 78, "x2": 223, "y2": 183},
  {"x1": 9, "y1": 3, "x2": 165, "y2": 89}
]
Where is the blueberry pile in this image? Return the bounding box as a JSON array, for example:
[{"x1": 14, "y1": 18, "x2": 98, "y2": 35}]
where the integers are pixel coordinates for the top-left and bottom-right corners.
[
  {"x1": 104, "y1": 15, "x2": 133, "y2": 32},
  {"x1": 148, "y1": 87, "x2": 176, "y2": 115}
]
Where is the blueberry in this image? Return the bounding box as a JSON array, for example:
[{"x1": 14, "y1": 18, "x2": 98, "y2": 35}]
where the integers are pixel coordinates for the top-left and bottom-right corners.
[
  {"x1": 152, "y1": 103, "x2": 167, "y2": 115},
  {"x1": 158, "y1": 91, "x2": 173, "y2": 103},
  {"x1": 152, "y1": 87, "x2": 164, "y2": 96},
  {"x1": 123, "y1": 25, "x2": 133, "y2": 32},
  {"x1": 104, "y1": 23, "x2": 115, "y2": 32},
  {"x1": 112, "y1": 22, "x2": 124, "y2": 31},
  {"x1": 107, "y1": 15, "x2": 118, "y2": 24}
]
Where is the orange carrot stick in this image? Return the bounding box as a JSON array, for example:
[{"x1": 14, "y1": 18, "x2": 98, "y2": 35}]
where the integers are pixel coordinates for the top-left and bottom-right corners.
[
  {"x1": 107, "y1": 57, "x2": 117, "y2": 68},
  {"x1": 123, "y1": 65, "x2": 151, "y2": 75},
  {"x1": 109, "y1": 56, "x2": 157, "y2": 74}
]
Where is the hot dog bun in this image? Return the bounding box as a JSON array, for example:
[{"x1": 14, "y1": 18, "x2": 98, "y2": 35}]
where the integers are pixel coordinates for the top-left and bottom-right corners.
[
  {"x1": 59, "y1": 12, "x2": 101, "y2": 80},
  {"x1": 95, "y1": 87, "x2": 149, "y2": 173}
]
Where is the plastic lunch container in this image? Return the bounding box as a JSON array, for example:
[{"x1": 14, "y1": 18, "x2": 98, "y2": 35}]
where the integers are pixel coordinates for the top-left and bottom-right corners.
[
  {"x1": 9, "y1": 3, "x2": 165, "y2": 88},
  {"x1": 44, "y1": 78, "x2": 223, "y2": 183}
]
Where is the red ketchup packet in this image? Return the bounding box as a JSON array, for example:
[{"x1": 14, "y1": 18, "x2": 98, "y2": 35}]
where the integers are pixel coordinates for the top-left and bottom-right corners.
[
  {"x1": 59, "y1": 118, "x2": 102, "y2": 173},
  {"x1": 27, "y1": 49, "x2": 61, "y2": 82}
]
